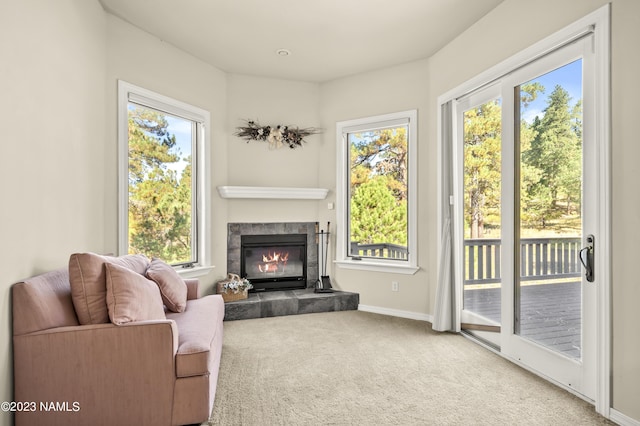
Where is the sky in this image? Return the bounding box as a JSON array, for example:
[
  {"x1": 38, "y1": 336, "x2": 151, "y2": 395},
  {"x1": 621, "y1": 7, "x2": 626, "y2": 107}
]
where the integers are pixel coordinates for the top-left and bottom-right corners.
[
  {"x1": 164, "y1": 114, "x2": 192, "y2": 179},
  {"x1": 521, "y1": 59, "x2": 582, "y2": 124}
]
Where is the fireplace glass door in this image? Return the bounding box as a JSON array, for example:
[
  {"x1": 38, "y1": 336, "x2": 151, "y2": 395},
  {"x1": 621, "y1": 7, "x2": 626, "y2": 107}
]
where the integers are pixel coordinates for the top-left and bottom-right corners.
[{"x1": 241, "y1": 234, "x2": 307, "y2": 291}]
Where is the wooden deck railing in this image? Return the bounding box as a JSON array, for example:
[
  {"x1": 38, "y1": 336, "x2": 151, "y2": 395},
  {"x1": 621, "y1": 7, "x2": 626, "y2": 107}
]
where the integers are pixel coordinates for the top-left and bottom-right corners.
[
  {"x1": 350, "y1": 237, "x2": 582, "y2": 285},
  {"x1": 350, "y1": 242, "x2": 408, "y2": 260},
  {"x1": 465, "y1": 237, "x2": 582, "y2": 285}
]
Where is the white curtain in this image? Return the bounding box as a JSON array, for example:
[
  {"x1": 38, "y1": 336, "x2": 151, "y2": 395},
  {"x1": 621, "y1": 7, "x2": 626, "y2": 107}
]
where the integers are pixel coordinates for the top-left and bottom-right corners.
[{"x1": 432, "y1": 101, "x2": 458, "y2": 332}]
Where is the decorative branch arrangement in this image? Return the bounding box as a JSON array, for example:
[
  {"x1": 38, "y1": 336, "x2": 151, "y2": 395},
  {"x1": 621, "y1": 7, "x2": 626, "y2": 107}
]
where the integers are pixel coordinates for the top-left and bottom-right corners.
[{"x1": 234, "y1": 120, "x2": 322, "y2": 149}]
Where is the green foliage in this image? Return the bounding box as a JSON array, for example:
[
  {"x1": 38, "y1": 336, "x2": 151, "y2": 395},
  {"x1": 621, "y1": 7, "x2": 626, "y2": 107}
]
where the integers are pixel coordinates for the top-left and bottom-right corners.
[
  {"x1": 350, "y1": 177, "x2": 407, "y2": 246},
  {"x1": 349, "y1": 127, "x2": 408, "y2": 252},
  {"x1": 350, "y1": 127, "x2": 408, "y2": 199},
  {"x1": 521, "y1": 85, "x2": 581, "y2": 227},
  {"x1": 520, "y1": 82, "x2": 545, "y2": 109},
  {"x1": 463, "y1": 82, "x2": 582, "y2": 237},
  {"x1": 128, "y1": 108, "x2": 178, "y2": 183},
  {"x1": 463, "y1": 99, "x2": 501, "y2": 238},
  {"x1": 128, "y1": 106, "x2": 193, "y2": 264}
]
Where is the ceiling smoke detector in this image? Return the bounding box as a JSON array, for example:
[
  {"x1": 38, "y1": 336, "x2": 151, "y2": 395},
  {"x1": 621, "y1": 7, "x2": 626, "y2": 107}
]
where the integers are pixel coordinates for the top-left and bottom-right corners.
[{"x1": 275, "y1": 49, "x2": 291, "y2": 57}]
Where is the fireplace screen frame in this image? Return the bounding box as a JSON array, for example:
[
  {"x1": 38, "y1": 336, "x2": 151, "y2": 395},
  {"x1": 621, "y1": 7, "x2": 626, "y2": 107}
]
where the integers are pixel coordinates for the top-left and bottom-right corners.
[{"x1": 240, "y1": 233, "x2": 307, "y2": 291}]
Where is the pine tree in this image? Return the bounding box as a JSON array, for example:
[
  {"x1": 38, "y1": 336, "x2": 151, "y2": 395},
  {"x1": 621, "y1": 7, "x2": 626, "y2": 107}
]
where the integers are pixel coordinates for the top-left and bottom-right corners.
[
  {"x1": 350, "y1": 177, "x2": 407, "y2": 246},
  {"x1": 463, "y1": 99, "x2": 501, "y2": 238},
  {"x1": 522, "y1": 85, "x2": 581, "y2": 226},
  {"x1": 350, "y1": 128, "x2": 407, "y2": 199},
  {"x1": 348, "y1": 126, "x2": 408, "y2": 254},
  {"x1": 128, "y1": 106, "x2": 193, "y2": 263}
]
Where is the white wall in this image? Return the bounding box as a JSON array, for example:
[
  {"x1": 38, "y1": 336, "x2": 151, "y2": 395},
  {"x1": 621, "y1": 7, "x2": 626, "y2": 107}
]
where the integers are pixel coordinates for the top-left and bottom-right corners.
[
  {"x1": 224, "y1": 74, "x2": 323, "y2": 224},
  {"x1": 609, "y1": 0, "x2": 640, "y2": 418},
  {"x1": 105, "y1": 14, "x2": 229, "y2": 293},
  {"x1": 319, "y1": 60, "x2": 433, "y2": 316},
  {"x1": 0, "y1": 1, "x2": 107, "y2": 424}
]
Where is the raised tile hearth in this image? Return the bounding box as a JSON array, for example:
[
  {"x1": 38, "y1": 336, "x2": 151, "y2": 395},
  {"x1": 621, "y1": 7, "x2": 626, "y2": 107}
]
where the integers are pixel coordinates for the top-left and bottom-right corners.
[
  {"x1": 224, "y1": 221, "x2": 360, "y2": 320},
  {"x1": 223, "y1": 288, "x2": 359, "y2": 321}
]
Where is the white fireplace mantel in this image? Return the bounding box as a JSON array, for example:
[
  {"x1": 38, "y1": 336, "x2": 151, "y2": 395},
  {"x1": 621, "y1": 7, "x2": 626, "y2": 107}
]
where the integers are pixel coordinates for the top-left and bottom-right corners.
[{"x1": 217, "y1": 186, "x2": 329, "y2": 200}]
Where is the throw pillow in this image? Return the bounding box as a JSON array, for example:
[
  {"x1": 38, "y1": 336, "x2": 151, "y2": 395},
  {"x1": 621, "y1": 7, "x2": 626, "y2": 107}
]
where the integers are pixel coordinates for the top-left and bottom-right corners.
[
  {"x1": 145, "y1": 258, "x2": 187, "y2": 313},
  {"x1": 69, "y1": 252, "x2": 150, "y2": 324},
  {"x1": 104, "y1": 263, "x2": 165, "y2": 325}
]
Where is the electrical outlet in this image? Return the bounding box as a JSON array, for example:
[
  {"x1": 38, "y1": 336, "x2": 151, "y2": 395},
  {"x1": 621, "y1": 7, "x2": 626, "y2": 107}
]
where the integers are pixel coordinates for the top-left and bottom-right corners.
[{"x1": 392, "y1": 281, "x2": 399, "y2": 292}]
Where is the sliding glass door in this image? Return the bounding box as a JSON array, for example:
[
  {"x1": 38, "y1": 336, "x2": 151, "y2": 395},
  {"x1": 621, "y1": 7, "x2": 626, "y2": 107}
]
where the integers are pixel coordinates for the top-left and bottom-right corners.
[
  {"x1": 500, "y1": 38, "x2": 597, "y2": 399},
  {"x1": 514, "y1": 59, "x2": 584, "y2": 359},
  {"x1": 454, "y1": 36, "x2": 598, "y2": 399}
]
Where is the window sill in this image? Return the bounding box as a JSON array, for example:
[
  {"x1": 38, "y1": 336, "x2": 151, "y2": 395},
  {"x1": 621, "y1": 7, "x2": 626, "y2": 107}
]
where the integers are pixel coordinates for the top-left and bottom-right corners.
[
  {"x1": 335, "y1": 260, "x2": 419, "y2": 275},
  {"x1": 176, "y1": 265, "x2": 215, "y2": 279}
]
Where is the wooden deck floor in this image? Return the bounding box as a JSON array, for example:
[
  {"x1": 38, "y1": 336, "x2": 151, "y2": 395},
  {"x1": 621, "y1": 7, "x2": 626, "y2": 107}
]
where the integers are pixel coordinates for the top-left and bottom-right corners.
[{"x1": 464, "y1": 281, "x2": 581, "y2": 359}]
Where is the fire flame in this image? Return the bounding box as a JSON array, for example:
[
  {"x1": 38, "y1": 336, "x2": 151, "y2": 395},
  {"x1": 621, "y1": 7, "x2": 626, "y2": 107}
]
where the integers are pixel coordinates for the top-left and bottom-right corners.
[
  {"x1": 262, "y1": 253, "x2": 278, "y2": 263},
  {"x1": 258, "y1": 251, "x2": 289, "y2": 273}
]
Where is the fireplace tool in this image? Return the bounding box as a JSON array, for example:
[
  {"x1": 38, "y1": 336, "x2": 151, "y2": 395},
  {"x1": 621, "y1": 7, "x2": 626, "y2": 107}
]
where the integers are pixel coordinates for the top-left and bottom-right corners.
[{"x1": 315, "y1": 221, "x2": 334, "y2": 293}]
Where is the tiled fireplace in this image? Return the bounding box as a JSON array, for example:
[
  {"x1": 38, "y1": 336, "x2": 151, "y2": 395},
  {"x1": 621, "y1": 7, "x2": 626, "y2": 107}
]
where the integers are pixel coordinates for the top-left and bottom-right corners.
[
  {"x1": 224, "y1": 222, "x2": 359, "y2": 321},
  {"x1": 227, "y1": 222, "x2": 319, "y2": 290}
]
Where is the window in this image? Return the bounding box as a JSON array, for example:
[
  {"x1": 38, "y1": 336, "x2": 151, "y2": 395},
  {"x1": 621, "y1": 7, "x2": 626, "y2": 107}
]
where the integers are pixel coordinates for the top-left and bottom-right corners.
[
  {"x1": 336, "y1": 110, "x2": 418, "y2": 274},
  {"x1": 118, "y1": 81, "x2": 211, "y2": 271}
]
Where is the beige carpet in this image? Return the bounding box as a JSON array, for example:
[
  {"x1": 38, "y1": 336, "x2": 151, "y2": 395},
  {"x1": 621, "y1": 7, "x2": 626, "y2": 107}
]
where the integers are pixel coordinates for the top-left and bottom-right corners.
[{"x1": 206, "y1": 311, "x2": 612, "y2": 425}]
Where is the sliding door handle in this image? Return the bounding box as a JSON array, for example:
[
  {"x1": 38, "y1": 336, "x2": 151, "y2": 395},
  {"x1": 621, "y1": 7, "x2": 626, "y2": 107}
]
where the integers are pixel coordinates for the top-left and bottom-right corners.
[{"x1": 579, "y1": 234, "x2": 595, "y2": 283}]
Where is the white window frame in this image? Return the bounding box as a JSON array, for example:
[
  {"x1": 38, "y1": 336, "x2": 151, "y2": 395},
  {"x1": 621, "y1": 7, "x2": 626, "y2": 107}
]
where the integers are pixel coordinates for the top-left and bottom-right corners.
[
  {"x1": 336, "y1": 110, "x2": 419, "y2": 275},
  {"x1": 117, "y1": 80, "x2": 212, "y2": 277}
]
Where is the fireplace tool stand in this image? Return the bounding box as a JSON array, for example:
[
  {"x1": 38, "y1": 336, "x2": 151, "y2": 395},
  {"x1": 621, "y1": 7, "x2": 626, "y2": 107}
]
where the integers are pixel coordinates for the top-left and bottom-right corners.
[{"x1": 315, "y1": 222, "x2": 333, "y2": 293}]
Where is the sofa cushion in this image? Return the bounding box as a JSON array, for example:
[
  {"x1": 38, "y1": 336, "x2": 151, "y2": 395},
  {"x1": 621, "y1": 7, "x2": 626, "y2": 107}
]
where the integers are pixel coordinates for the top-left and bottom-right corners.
[
  {"x1": 105, "y1": 263, "x2": 165, "y2": 325},
  {"x1": 12, "y1": 269, "x2": 79, "y2": 336},
  {"x1": 69, "y1": 253, "x2": 150, "y2": 325},
  {"x1": 166, "y1": 295, "x2": 224, "y2": 378},
  {"x1": 146, "y1": 258, "x2": 187, "y2": 313}
]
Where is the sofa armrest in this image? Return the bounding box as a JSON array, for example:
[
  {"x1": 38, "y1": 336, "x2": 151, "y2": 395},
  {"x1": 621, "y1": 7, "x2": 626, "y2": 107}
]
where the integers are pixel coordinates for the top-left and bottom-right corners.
[
  {"x1": 185, "y1": 278, "x2": 199, "y2": 300},
  {"x1": 13, "y1": 321, "x2": 178, "y2": 426}
]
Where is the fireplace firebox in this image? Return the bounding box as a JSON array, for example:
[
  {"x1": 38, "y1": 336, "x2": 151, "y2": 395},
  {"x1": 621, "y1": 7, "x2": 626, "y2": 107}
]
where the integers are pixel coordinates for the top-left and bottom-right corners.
[{"x1": 240, "y1": 234, "x2": 307, "y2": 292}]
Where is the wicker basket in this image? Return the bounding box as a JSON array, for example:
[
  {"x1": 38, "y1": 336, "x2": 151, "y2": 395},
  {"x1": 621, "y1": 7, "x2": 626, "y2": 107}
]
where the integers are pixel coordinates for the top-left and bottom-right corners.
[
  {"x1": 218, "y1": 288, "x2": 248, "y2": 302},
  {"x1": 216, "y1": 273, "x2": 249, "y2": 303}
]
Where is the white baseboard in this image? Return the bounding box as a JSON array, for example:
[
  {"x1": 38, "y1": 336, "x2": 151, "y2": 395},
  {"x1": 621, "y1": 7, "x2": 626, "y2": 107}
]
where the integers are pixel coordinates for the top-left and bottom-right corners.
[
  {"x1": 358, "y1": 304, "x2": 433, "y2": 323},
  {"x1": 610, "y1": 408, "x2": 640, "y2": 426}
]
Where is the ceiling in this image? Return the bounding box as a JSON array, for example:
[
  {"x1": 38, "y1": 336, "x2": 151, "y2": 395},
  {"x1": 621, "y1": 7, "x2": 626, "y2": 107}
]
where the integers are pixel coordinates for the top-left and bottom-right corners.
[{"x1": 99, "y1": 0, "x2": 504, "y2": 83}]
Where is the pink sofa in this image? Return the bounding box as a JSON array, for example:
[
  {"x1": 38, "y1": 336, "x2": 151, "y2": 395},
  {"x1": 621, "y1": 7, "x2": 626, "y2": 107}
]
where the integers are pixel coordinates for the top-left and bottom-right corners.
[{"x1": 12, "y1": 254, "x2": 224, "y2": 426}]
